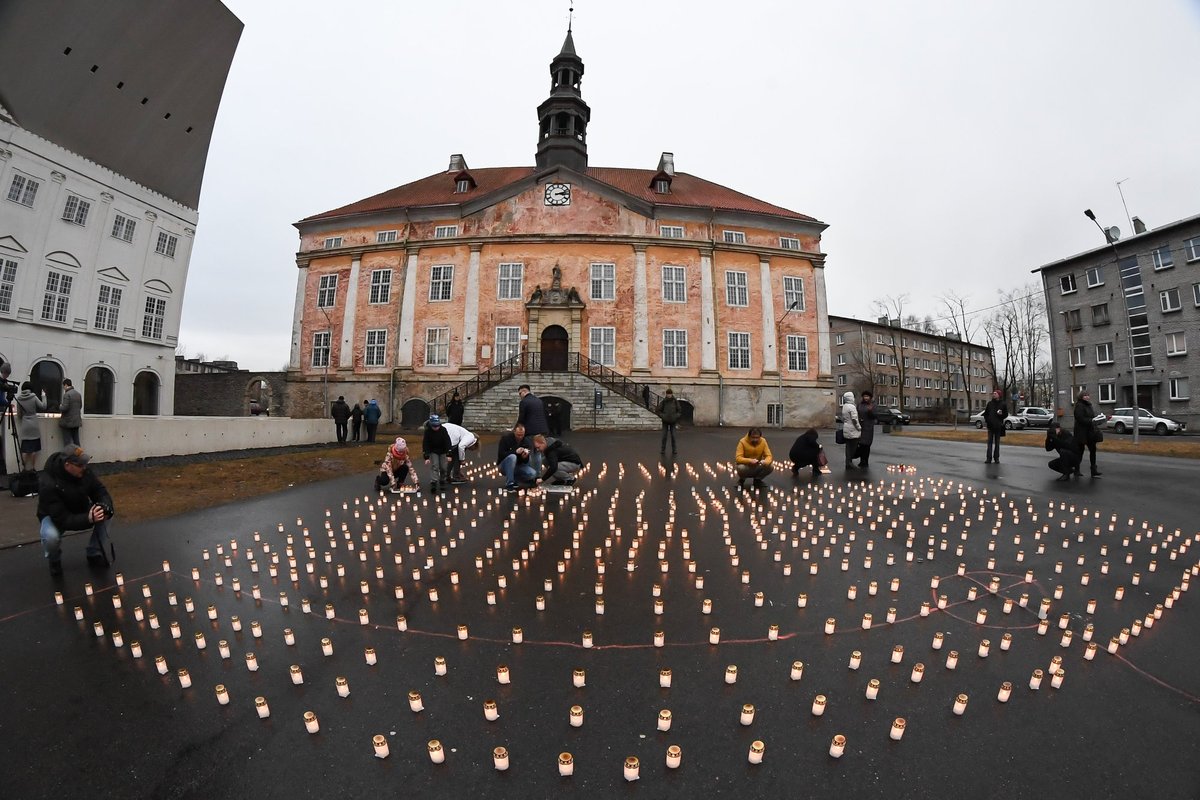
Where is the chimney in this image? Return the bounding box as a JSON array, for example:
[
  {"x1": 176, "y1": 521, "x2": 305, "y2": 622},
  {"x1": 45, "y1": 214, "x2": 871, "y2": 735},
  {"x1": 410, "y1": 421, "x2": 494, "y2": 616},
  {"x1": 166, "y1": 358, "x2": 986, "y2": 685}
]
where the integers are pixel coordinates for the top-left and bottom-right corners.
[
  {"x1": 877, "y1": 316, "x2": 890, "y2": 326},
  {"x1": 1132, "y1": 216, "x2": 1147, "y2": 235},
  {"x1": 447, "y1": 154, "x2": 469, "y2": 172},
  {"x1": 657, "y1": 152, "x2": 675, "y2": 177}
]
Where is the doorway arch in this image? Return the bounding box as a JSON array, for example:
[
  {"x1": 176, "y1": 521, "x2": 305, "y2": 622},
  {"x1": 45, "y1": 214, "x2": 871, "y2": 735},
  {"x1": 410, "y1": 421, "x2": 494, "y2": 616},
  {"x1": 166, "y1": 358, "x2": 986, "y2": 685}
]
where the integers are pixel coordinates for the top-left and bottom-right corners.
[
  {"x1": 401, "y1": 398, "x2": 430, "y2": 428},
  {"x1": 540, "y1": 325, "x2": 568, "y2": 371}
]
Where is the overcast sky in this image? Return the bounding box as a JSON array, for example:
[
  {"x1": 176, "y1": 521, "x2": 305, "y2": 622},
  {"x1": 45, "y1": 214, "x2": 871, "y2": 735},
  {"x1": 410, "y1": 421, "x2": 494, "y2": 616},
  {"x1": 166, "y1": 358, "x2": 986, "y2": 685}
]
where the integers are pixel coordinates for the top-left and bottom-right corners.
[{"x1": 180, "y1": 0, "x2": 1200, "y2": 370}]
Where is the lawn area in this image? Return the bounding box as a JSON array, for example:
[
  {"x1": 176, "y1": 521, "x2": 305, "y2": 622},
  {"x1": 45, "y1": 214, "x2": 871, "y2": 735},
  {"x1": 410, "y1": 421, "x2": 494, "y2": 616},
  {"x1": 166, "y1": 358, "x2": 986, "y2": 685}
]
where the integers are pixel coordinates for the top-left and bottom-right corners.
[{"x1": 894, "y1": 427, "x2": 1200, "y2": 459}]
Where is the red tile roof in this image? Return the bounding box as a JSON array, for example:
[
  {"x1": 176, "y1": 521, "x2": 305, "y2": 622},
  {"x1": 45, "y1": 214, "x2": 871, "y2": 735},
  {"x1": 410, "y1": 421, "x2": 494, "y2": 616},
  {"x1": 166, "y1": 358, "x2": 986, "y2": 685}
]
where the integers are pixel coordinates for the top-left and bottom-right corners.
[{"x1": 298, "y1": 166, "x2": 818, "y2": 225}]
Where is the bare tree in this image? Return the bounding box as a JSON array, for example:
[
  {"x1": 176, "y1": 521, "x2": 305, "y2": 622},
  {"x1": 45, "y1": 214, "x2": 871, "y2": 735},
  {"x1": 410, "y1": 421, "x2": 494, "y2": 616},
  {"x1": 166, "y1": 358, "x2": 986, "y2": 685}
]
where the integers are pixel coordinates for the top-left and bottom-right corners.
[
  {"x1": 939, "y1": 290, "x2": 981, "y2": 418},
  {"x1": 872, "y1": 295, "x2": 909, "y2": 409},
  {"x1": 982, "y1": 284, "x2": 1047, "y2": 405}
]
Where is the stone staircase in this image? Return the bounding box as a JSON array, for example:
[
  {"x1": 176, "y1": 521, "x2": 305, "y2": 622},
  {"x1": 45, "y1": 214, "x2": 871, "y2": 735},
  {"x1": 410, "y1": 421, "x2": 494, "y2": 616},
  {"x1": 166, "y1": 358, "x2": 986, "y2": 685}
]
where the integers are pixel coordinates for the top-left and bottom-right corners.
[{"x1": 462, "y1": 372, "x2": 661, "y2": 432}]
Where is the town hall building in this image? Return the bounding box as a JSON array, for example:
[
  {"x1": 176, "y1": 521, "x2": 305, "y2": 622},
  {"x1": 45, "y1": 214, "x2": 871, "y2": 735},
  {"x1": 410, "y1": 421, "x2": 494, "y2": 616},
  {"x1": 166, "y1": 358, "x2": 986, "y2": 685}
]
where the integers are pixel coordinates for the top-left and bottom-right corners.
[{"x1": 288, "y1": 28, "x2": 834, "y2": 429}]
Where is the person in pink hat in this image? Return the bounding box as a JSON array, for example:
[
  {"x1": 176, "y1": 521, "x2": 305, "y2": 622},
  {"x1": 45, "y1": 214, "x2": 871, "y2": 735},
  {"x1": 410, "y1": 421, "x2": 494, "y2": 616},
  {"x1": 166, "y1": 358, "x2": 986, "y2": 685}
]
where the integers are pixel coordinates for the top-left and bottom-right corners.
[{"x1": 375, "y1": 437, "x2": 418, "y2": 492}]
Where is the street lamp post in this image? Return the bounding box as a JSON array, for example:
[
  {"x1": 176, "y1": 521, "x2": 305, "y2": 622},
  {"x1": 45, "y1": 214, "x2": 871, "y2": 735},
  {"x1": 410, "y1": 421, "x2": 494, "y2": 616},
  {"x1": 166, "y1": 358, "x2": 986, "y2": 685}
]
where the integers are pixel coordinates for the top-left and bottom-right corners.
[
  {"x1": 775, "y1": 300, "x2": 801, "y2": 429},
  {"x1": 1084, "y1": 209, "x2": 1139, "y2": 445}
]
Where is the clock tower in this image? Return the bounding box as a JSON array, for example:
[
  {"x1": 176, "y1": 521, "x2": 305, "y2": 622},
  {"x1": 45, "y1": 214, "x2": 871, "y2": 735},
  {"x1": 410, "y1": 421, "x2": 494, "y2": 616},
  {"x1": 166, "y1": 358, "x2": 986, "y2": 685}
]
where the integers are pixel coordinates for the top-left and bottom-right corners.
[{"x1": 535, "y1": 26, "x2": 590, "y2": 172}]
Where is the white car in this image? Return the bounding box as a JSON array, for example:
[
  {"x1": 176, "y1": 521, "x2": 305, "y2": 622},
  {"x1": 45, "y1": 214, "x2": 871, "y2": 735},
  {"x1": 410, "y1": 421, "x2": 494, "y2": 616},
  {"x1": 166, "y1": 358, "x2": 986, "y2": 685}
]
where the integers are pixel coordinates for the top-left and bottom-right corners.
[
  {"x1": 970, "y1": 411, "x2": 1027, "y2": 430},
  {"x1": 1106, "y1": 408, "x2": 1186, "y2": 435}
]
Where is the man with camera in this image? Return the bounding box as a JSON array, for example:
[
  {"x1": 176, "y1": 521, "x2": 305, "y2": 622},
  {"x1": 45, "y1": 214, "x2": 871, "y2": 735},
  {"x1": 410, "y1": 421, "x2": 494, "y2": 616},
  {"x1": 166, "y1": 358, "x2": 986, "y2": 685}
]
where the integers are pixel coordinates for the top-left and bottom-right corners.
[{"x1": 37, "y1": 445, "x2": 115, "y2": 577}]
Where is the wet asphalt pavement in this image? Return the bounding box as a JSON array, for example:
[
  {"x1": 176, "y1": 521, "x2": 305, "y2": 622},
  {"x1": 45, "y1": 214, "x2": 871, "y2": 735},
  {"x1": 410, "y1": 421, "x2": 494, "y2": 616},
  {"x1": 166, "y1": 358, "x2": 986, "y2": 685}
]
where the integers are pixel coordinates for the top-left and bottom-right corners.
[{"x1": 1, "y1": 427, "x2": 1197, "y2": 799}]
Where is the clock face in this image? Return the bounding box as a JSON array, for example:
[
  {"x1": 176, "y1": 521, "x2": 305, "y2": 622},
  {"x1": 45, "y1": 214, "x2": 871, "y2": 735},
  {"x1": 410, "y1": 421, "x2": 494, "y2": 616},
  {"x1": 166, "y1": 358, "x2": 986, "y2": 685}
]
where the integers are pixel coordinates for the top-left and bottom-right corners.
[{"x1": 544, "y1": 183, "x2": 572, "y2": 206}]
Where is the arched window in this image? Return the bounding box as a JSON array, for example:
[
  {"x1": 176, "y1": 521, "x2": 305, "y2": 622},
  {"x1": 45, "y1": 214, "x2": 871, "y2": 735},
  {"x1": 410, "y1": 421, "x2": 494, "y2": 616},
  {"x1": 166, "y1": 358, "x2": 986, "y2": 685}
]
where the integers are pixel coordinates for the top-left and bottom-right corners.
[
  {"x1": 84, "y1": 366, "x2": 115, "y2": 414},
  {"x1": 133, "y1": 370, "x2": 159, "y2": 416},
  {"x1": 30, "y1": 360, "x2": 64, "y2": 408}
]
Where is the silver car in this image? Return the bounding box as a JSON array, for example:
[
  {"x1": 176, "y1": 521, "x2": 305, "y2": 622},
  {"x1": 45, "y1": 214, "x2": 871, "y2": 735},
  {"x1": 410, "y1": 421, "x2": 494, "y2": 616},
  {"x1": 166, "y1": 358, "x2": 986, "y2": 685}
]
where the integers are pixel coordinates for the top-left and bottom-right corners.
[
  {"x1": 970, "y1": 411, "x2": 1027, "y2": 430},
  {"x1": 1106, "y1": 408, "x2": 1186, "y2": 435},
  {"x1": 1016, "y1": 406, "x2": 1055, "y2": 428}
]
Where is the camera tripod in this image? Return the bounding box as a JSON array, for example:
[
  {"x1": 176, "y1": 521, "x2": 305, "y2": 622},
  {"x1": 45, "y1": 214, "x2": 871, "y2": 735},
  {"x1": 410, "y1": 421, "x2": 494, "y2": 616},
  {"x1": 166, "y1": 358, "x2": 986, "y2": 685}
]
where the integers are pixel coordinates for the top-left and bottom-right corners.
[{"x1": 1, "y1": 388, "x2": 21, "y2": 488}]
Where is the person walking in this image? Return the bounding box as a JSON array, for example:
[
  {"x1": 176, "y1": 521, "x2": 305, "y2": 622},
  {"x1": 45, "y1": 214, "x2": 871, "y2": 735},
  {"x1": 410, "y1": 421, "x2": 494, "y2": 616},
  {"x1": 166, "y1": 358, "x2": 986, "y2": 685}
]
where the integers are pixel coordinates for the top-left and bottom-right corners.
[
  {"x1": 363, "y1": 399, "x2": 382, "y2": 442},
  {"x1": 788, "y1": 428, "x2": 824, "y2": 479},
  {"x1": 855, "y1": 390, "x2": 877, "y2": 468},
  {"x1": 1045, "y1": 421, "x2": 1082, "y2": 481},
  {"x1": 350, "y1": 401, "x2": 364, "y2": 442},
  {"x1": 656, "y1": 388, "x2": 681, "y2": 455},
  {"x1": 446, "y1": 391, "x2": 465, "y2": 426},
  {"x1": 15, "y1": 381, "x2": 48, "y2": 471},
  {"x1": 59, "y1": 378, "x2": 82, "y2": 446},
  {"x1": 734, "y1": 427, "x2": 773, "y2": 488},
  {"x1": 330, "y1": 396, "x2": 351, "y2": 444},
  {"x1": 983, "y1": 389, "x2": 1008, "y2": 463},
  {"x1": 839, "y1": 391, "x2": 862, "y2": 469},
  {"x1": 1072, "y1": 390, "x2": 1102, "y2": 477},
  {"x1": 421, "y1": 414, "x2": 453, "y2": 493},
  {"x1": 37, "y1": 445, "x2": 115, "y2": 575}
]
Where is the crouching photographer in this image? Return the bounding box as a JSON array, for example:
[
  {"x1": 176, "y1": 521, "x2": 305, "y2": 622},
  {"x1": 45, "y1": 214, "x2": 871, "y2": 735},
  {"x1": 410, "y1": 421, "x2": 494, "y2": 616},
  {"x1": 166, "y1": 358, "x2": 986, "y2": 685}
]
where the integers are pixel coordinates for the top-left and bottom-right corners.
[{"x1": 37, "y1": 445, "x2": 115, "y2": 577}]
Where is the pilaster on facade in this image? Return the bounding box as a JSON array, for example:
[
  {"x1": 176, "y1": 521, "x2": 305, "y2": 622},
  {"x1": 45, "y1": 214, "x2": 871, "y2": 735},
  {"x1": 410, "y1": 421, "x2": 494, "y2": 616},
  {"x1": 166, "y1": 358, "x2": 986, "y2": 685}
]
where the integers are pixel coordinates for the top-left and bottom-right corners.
[
  {"x1": 289, "y1": 264, "x2": 307, "y2": 369},
  {"x1": 699, "y1": 249, "x2": 718, "y2": 372},
  {"x1": 396, "y1": 248, "x2": 419, "y2": 368},
  {"x1": 759, "y1": 256, "x2": 778, "y2": 374},
  {"x1": 632, "y1": 244, "x2": 649, "y2": 372},
  {"x1": 462, "y1": 244, "x2": 483, "y2": 370},
  {"x1": 338, "y1": 257, "x2": 361, "y2": 369}
]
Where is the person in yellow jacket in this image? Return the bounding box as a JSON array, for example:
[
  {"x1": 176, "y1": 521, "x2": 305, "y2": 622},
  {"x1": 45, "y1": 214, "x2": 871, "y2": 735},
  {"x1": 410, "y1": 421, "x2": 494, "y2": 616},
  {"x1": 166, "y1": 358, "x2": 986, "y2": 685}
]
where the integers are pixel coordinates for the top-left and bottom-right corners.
[{"x1": 735, "y1": 427, "x2": 773, "y2": 488}]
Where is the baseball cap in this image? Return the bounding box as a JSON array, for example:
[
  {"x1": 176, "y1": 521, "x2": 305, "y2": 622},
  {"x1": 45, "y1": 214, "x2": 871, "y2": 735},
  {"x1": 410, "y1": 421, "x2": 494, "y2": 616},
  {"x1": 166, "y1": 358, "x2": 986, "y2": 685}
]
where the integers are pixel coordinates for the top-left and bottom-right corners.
[
  {"x1": 428, "y1": 414, "x2": 441, "y2": 427},
  {"x1": 63, "y1": 445, "x2": 91, "y2": 466}
]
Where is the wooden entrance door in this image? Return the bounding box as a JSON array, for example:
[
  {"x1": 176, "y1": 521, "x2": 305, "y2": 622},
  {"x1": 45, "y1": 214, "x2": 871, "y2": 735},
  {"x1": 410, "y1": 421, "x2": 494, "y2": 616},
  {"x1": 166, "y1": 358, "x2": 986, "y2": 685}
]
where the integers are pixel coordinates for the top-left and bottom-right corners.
[{"x1": 540, "y1": 325, "x2": 568, "y2": 371}]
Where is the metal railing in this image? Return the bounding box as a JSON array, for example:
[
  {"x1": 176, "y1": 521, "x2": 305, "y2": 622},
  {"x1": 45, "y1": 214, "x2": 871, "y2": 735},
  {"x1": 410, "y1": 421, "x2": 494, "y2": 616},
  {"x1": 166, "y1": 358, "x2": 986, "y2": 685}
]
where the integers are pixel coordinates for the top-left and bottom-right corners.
[{"x1": 427, "y1": 352, "x2": 666, "y2": 420}]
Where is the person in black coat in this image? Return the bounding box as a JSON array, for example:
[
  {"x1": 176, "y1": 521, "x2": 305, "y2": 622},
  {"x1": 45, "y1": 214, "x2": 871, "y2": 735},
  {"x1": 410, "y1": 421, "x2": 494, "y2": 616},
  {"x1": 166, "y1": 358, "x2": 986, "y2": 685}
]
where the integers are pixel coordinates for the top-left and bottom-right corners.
[
  {"x1": 1045, "y1": 422, "x2": 1082, "y2": 481},
  {"x1": 421, "y1": 415, "x2": 453, "y2": 492},
  {"x1": 496, "y1": 423, "x2": 536, "y2": 490},
  {"x1": 1072, "y1": 391, "x2": 1102, "y2": 477},
  {"x1": 855, "y1": 391, "x2": 878, "y2": 468},
  {"x1": 788, "y1": 428, "x2": 824, "y2": 479},
  {"x1": 446, "y1": 391, "x2": 465, "y2": 426},
  {"x1": 330, "y1": 396, "x2": 351, "y2": 444},
  {"x1": 983, "y1": 389, "x2": 1008, "y2": 463},
  {"x1": 533, "y1": 434, "x2": 583, "y2": 485},
  {"x1": 350, "y1": 402, "x2": 364, "y2": 442},
  {"x1": 37, "y1": 446, "x2": 115, "y2": 575}
]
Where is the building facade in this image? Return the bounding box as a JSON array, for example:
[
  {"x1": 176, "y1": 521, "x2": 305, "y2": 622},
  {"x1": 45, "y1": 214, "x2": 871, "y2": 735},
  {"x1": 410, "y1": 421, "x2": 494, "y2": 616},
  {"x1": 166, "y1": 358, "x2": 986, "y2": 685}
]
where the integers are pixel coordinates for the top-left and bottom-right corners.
[
  {"x1": 288, "y1": 31, "x2": 834, "y2": 428},
  {"x1": 1035, "y1": 213, "x2": 1200, "y2": 428},
  {"x1": 0, "y1": 0, "x2": 241, "y2": 414},
  {"x1": 829, "y1": 315, "x2": 996, "y2": 417}
]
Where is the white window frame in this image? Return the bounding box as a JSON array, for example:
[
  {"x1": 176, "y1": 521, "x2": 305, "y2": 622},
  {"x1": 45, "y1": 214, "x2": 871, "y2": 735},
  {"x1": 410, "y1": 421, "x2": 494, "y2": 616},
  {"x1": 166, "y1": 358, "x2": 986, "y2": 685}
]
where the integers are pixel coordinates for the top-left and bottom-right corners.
[
  {"x1": 155, "y1": 231, "x2": 178, "y2": 258},
  {"x1": 6, "y1": 173, "x2": 39, "y2": 207},
  {"x1": 836, "y1": 353, "x2": 847, "y2": 366},
  {"x1": 455, "y1": 179, "x2": 471, "y2": 193},
  {"x1": 590, "y1": 263, "x2": 615, "y2": 301},
  {"x1": 779, "y1": 237, "x2": 801, "y2": 251},
  {"x1": 767, "y1": 403, "x2": 783, "y2": 425},
  {"x1": 662, "y1": 265, "x2": 686, "y2": 303},
  {"x1": 94, "y1": 284, "x2": 122, "y2": 332},
  {"x1": 323, "y1": 236, "x2": 342, "y2": 249},
  {"x1": 1095, "y1": 342, "x2": 1113, "y2": 364},
  {"x1": 364, "y1": 329, "x2": 387, "y2": 367},
  {"x1": 1165, "y1": 331, "x2": 1186, "y2": 356},
  {"x1": 1085, "y1": 266, "x2": 1103, "y2": 287},
  {"x1": 654, "y1": 179, "x2": 671, "y2": 194},
  {"x1": 835, "y1": 333, "x2": 845, "y2": 346},
  {"x1": 876, "y1": 352, "x2": 887, "y2": 365},
  {"x1": 782, "y1": 276, "x2": 805, "y2": 312},
  {"x1": 1060, "y1": 274, "x2": 1077, "y2": 295},
  {"x1": 497, "y1": 263, "x2": 524, "y2": 300},
  {"x1": 1169, "y1": 377, "x2": 1190, "y2": 400},
  {"x1": 61, "y1": 195, "x2": 91, "y2": 226},
  {"x1": 727, "y1": 331, "x2": 751, "y2": 370},
  {"x1": 434, "y1": 225, "x2": 458, "y2": 239},
  {"x1": 1193, "y1": 283, "x2": 1200, "y2": 307},
  {"x1": 425, "y1": 327, "x2": 450, "y2": 366},
  {"x1": 659, "y1": 225, "x2": 684, "y2": 239},
  {"x1": 722, "y1": 230, "x2": 746, "y2": 244},
  {"x1": 111, "y1": 213, "x2": 136, "y2": 243},
  {"x1": 368, "y1": 269, "x2": 392, "y2": 304},
  {"x1": 141, "y1": 295, "x2": 167, "y2": 340},
  {"x1": 1186, "y1": 237, "x2": 1200, "y2": 262},
  {"x1": 837, "y1": 374, "x2": 848, "y2": 386},
  {"x1": 662, "y1": 328, "x2": 688, "y2": 368},
  {"x1": 786, "y1": 334, "x2": 809, "y2": 372},
  {"x1": 311, "y1": 331, "x2": 331, "y2": 368},
  {"x1": 317, "y1": 274, "x2": 337, "y2": 308},
  {"x1": 589, "y1": 326, "x2": 616, "y2": 366},
  {"x1": 429, "y1": 265, "x2": 454, "y2": 301},
  {"x1": 1069, "y1": 346, "x2": 1085, "y2": 367},
  {"x1": 1152, "y1": 246, "x2": 1174, "y2": 271},
  {"x1": 1160, "y1": 287, "x2": 1181, "y2": 313},
  {"x1": 725, "y1": 270, "x2": 748, "y2": 307},
  {"x1": 376, "y1": 230, "x2": 398, "y2": 244},
  {"x1": 494, "y1": 326, "x2": 521, "y2": 364},
  {"x1": 0, "y1": 257, "x2": 18, "y2": 315},
  {"x1": 1098, "y1": 383, "x2": 1115, "y2": 404},
  {"x1": 41, "y1": 270, "x2": 73, "y2": 323}
]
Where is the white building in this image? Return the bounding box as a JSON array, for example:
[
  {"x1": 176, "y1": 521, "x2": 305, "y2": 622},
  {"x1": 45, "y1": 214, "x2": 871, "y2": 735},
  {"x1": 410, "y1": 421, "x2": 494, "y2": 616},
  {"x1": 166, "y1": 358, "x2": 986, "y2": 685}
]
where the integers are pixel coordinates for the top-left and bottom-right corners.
[{"x1": 0, "y1": 0, "x2": 241, "y2": 414}]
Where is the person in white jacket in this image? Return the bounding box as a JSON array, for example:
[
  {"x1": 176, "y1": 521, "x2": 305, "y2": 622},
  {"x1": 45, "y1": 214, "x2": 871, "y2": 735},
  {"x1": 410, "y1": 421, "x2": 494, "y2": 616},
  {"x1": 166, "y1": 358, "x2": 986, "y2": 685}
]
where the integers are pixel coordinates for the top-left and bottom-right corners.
[
  {"x1": 839, "y1": 391, "x2": 862, "y2": 470},
  {"x1": 441, "y1": 421, "x2": 479, "y2": 483}
]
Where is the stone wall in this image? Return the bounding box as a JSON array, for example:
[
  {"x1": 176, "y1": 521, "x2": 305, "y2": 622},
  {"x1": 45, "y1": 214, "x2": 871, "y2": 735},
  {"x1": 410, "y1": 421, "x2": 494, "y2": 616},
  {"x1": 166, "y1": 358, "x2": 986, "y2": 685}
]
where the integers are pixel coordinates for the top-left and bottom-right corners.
[{"x1": 175, "y1": 371, "x2": 288, "y2": 417}]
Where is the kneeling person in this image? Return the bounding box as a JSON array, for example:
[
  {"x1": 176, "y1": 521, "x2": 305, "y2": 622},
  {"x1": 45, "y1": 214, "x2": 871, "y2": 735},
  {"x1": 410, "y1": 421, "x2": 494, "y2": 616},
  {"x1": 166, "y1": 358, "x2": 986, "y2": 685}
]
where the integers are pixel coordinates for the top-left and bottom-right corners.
[
  {"x1": 533, "y1": 434, "x2": 582, "y2": 486},
  {"x1": 497, "y1": 423, "x2": 536, "y2": 491},
  {"x1": 37, "y1": 446, "x2": 115, "y2": 576},
  {"x1": 376, "y1": 437, "x2": 418, "y2": 492}
]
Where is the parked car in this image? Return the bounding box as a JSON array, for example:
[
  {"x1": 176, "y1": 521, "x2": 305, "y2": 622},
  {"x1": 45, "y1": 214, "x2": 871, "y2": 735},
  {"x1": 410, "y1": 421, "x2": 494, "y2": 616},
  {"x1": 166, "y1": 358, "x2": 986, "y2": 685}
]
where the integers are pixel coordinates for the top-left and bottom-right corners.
[
  {"x1": 250, "y1": 400, "x2": 269, "y2": 416},
  {"x1": 1016, "y1": 406, "x2": 1055, "y2": 428},
  {"x1": 970, "y1": 411, "x2": 1027, "y2": 430},
  {"x1": 874, "y1": 407, "x2": 910, "y2": 425},
  {"x1": 1106, "y1": 408, "x2": 1186, "y2": 435}
]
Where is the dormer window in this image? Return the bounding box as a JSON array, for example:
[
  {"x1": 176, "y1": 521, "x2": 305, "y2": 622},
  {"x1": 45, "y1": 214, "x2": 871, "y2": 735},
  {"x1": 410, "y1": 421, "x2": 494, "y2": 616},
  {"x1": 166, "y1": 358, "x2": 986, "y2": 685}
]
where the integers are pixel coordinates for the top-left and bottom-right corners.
[
  {"x1": 455, "y1": 179, "x2": 471, "y2": 193},
  {"x1": 653, "y1": 179, "x2": 670, "y2": 194}
]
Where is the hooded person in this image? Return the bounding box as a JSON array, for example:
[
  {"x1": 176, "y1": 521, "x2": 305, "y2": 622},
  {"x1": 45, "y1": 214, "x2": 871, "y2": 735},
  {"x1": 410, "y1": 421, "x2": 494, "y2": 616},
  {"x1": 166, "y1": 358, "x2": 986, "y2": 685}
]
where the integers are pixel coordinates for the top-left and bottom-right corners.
[
  {"x1": 788, "y1": 427, "x2": 824, "y2": 478},
  {"x1": 14, "y1": 381, "x2": 47, "y2": 471},
  {"x1": 37, "y1": 445, "x2": 115, "y2": 576},
  {"x1": 362, "y1": 399, "x2": 382, "y2": 442},
  {"x1": 376, "y1": 437, "x2": 418, "y2": 491},
  {"x1": 1045, "y1": 421, "x2": 1082, "y2": 481},
  {"x1": 839, "y1": 391, "x2": 862, "y2": 469},
  {"x1": 421, "y1": 414, "x2": 453, "y2": 492},
  {"x1": 656, "y1": 388, "x2": 682, "y2": 455}
]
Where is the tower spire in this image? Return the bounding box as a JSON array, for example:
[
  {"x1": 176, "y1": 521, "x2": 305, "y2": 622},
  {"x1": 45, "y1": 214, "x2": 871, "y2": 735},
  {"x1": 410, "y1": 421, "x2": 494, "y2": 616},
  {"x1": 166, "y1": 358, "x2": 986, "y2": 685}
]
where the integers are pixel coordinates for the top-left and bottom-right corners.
[{"x1": 535, "y1": 20, "x2": 590, "y2": 171}]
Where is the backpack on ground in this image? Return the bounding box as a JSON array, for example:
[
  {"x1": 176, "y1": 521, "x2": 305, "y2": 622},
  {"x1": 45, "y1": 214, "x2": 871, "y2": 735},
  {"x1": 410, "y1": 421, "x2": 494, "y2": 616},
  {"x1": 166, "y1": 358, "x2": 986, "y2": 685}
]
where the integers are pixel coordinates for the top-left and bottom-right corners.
[{"x1": 9, "y1": 470, "x2": 38, "y2": 497}]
